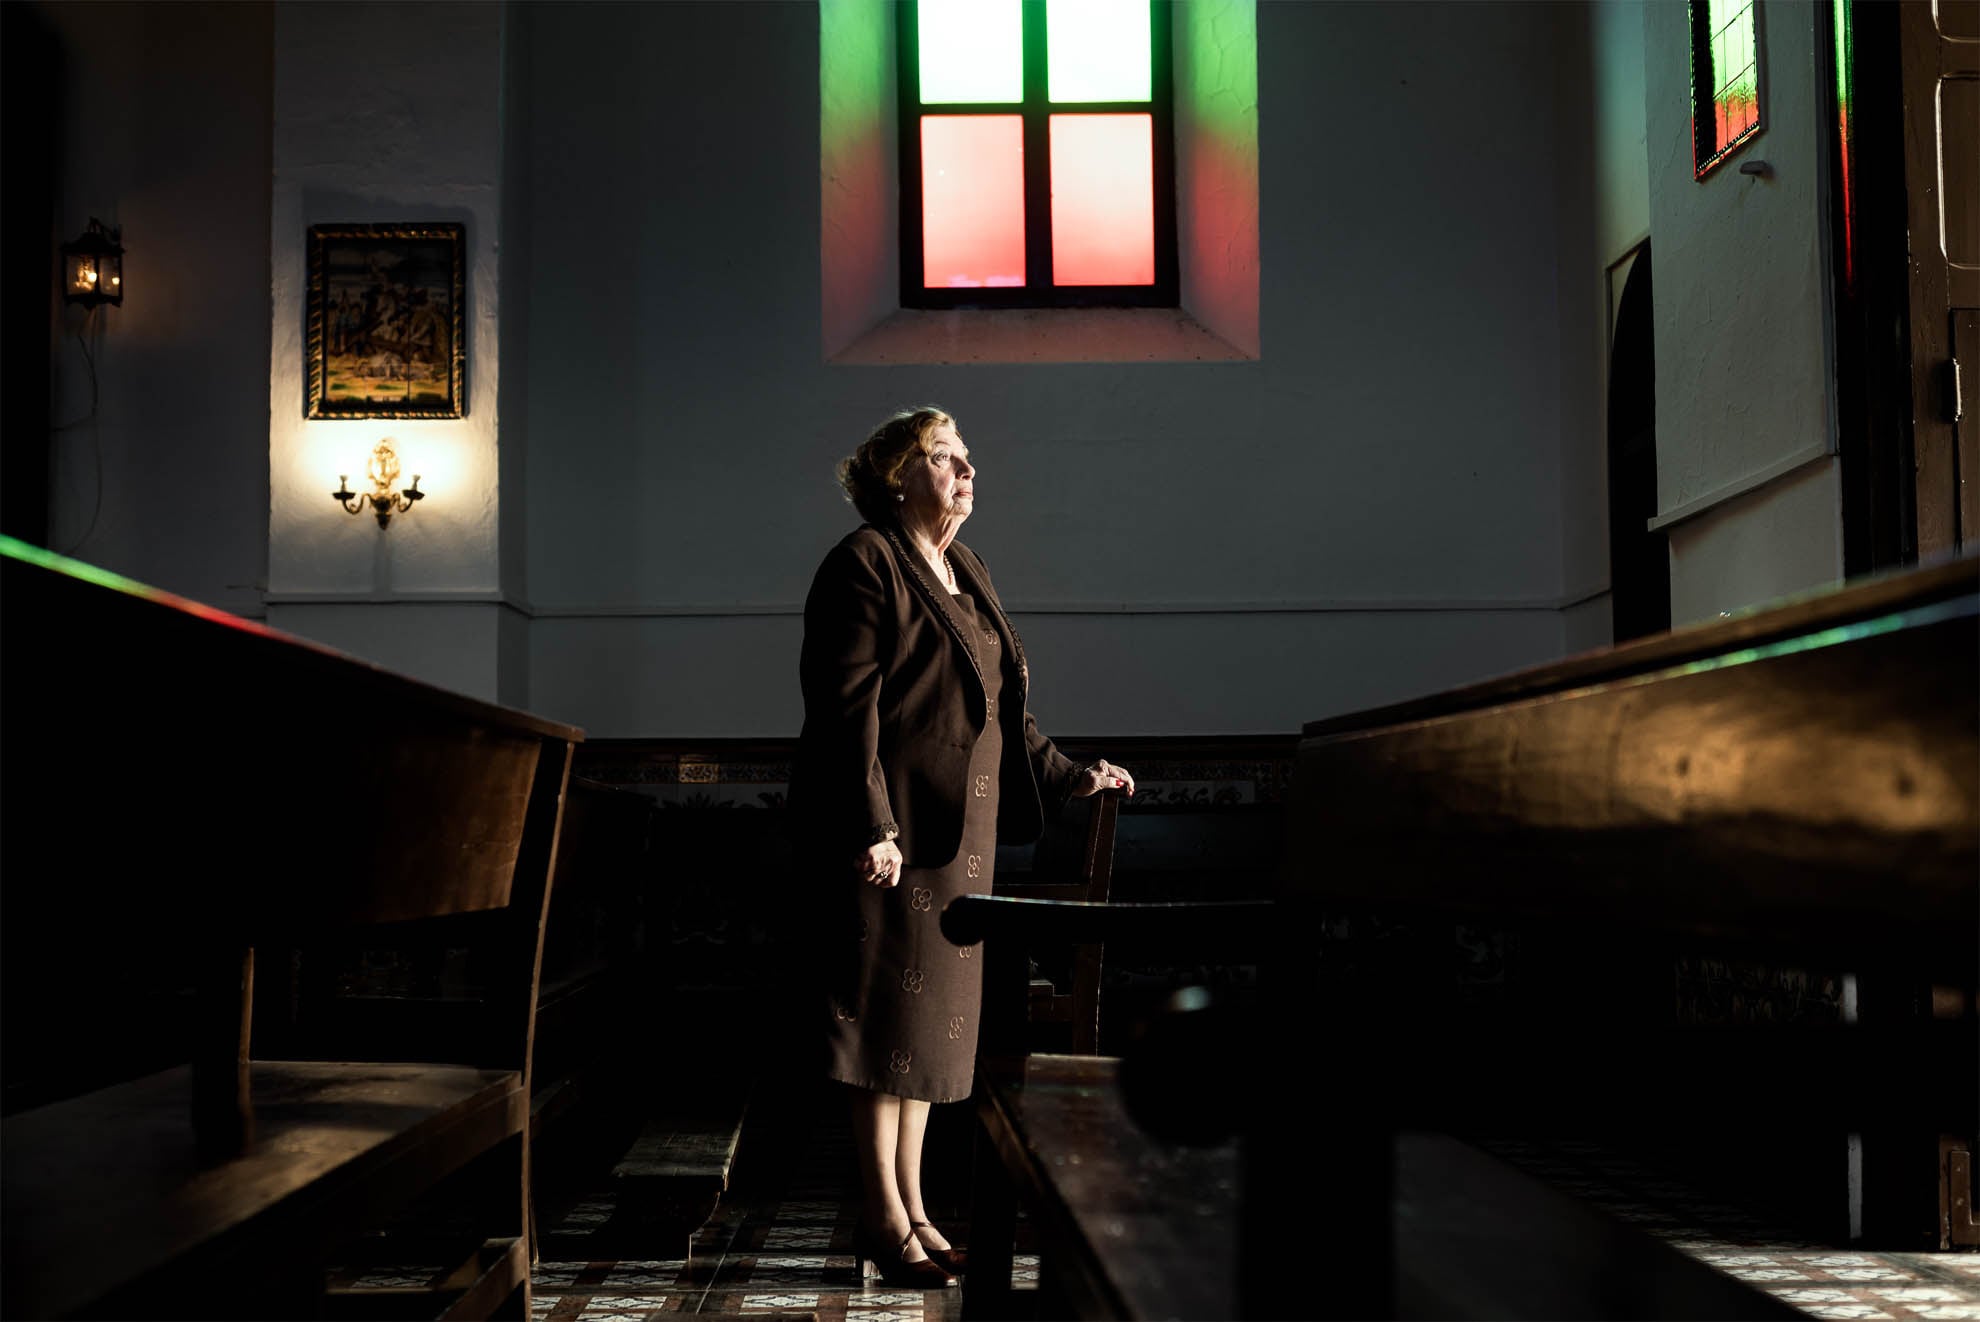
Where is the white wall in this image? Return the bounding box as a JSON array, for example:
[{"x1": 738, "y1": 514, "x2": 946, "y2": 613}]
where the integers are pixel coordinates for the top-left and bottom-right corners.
[
  {"x1": 34, "y1": 0, "x2": 1864, "y2": 738},
  {"x1": 1594, "y1": 0, "x2": 1651, "y2": 266},
  {"x1": 1174, "y1": 0, "x2": 1261, "y2": 359},
  {"x1": 1554, "y1": 0, "x2": 1608, "y2": 655},
  {"x1": 1557, "y1": 0, "x2": 1656, "y2": 656},
  {"x1": 819, "y1": 0, "x2": 900, "y2": 362},
  {"x1": 40, "y1": 1, "x2": 271, "y2": 619},
  {"x1": 1640, "y1": 0, "x2": 1841, "y2": 624},
  {"x1": 520, "y1": 0, "x2": 1578, "y2": 737},
  {"x1": 263, "y1": 0, "x2": 517, "y2": 701}
]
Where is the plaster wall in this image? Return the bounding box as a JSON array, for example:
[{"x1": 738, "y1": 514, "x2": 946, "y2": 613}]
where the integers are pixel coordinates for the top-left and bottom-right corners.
[
  {"x1": 1593, "y1": 0, "x2": 1652, "y2": 264},
  {"x1": 1667, "y1": 456, "x2": 1841, "y2": 624},
  {"x1": 1555, "y1": 0, "x2": 1654, "y2": 657},
  {"x1": 265, "y1": 601, "x2": 507, "y2": 700},
  {"x1": 1172, "y1": 0, "x2": 1261, "y2": 357},
  {"x1": 267, "y1": 1, "x2": 508, "y2": 620},
  {"x1": 520, "y1": 0, "x2": 1576, "y2": 737},
  {"x1": 1641, "y1": 0, "x2": 1841, "y2": 622},
  {"x1": 498, "y1": 0, "x2": 534, "y2": 613},
  {"x1": 1554, "y1": 0, "x2": 1607, "y2": 655},
  {"x1": 529, "y1": 607, "x2": 1568, "y2": 740},
  {"x1": 820, "y1": 0, "x2": 900, "y2": 362},
  {"x1": 39, "y1": 0, "x2": 272, "y2": 618}
]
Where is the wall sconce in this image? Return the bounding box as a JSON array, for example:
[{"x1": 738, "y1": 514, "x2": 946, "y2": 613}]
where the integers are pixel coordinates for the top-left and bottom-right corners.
[
  {"x1": 333, "y1": 438, "x2": 426, "y2": 528},
  {"x1": 61, "y1": 218, "x2": 124, "y2": 308}
]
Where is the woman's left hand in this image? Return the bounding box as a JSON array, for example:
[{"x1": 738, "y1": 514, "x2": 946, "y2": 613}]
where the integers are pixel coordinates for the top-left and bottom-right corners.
[{"x1": 1071, "y1": 758, "x2": 1135, "y2": 798}]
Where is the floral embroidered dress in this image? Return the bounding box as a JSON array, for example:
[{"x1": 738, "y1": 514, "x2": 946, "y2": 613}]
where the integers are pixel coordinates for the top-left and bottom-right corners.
[{"x1": 823, "y1": 590, "x2": 1005, "y2": 1103}]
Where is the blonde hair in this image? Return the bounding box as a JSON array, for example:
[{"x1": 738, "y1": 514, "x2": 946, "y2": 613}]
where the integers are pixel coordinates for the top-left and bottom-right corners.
[{"x1": 836, "y1": 406, "x2": 955, "y2": 525}]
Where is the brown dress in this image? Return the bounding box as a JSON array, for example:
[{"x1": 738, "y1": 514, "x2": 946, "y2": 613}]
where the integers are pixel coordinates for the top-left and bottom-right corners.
[{"x1": 823, "y1": 589, "x2": 1005, "y2": 1103}]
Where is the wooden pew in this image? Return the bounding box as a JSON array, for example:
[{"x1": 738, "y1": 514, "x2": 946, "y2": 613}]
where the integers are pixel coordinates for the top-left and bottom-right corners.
[
  {"x1": 528, "y1": 777, "x2": 654, "y2": 1239},
  {"x1": 946, "y1": 554, "x2": 1977, "y2": 1318},
  {"x1": 1282, "y1": 552, "x2": 1978, "y2": 1266},
  {"x1": 0, "y1": 538, "x2": 582, "y2": 1319}
]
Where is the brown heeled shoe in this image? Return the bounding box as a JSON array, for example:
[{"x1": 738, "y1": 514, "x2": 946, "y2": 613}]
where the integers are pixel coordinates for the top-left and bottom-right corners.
[
  {"x1": 912, "y1": 1220, "x2": 967, "y2": 1275},
  {"x1": 856, "y1": 1226, "x2": 958, "y2": 1289}
]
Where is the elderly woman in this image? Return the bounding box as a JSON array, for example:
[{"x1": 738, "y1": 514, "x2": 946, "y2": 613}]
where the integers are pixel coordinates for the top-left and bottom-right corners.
[{"x1": 790, "y1": 406, "x2": 1135, "y2": 1288}]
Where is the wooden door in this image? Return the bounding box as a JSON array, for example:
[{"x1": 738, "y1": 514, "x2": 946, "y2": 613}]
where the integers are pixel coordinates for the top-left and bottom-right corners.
[{"x1": 1902, "y1": 0, "x2": 1980, "y2": 553}]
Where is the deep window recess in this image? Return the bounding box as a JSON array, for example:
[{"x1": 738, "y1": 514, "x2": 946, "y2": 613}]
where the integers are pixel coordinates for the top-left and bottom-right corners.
[
  {"x1": 1689, "y1": 0, "x2": 1766, "y2": 177},
  {"x1": 899, "y1": 0, "x2": 1178, "y2": 308}
]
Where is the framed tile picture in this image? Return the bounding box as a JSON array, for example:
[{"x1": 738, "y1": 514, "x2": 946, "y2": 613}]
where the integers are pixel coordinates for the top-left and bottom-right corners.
[{"x1": 305, "y1": 222, "x2": 465, "y2": 419}]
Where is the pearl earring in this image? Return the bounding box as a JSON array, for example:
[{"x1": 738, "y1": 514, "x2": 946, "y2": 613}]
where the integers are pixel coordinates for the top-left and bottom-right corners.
[{"x1": 895, "y1": 493, "x2": 905, "y2": 502}]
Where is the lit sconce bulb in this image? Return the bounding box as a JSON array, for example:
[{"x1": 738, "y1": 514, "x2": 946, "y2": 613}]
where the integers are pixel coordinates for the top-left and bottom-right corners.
[
  {"x1": 332, "y1": 436, "x2": 428, "y2": 529},
  {"x1": 60, "y1": 218, "x2": 124, "y2": 308}
]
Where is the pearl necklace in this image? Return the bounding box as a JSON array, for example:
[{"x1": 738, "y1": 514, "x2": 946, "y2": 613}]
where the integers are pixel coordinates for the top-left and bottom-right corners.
[{"x1": 903, "y1": 527, "x2": 957, "y2": 591}]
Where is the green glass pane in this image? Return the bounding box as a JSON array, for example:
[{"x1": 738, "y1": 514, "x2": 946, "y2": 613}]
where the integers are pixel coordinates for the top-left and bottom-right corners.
[
  {"x1": 919, "y1": 0, "x2": 1022, "y2": 104},
  {"x1": 1048, "y1": 0, "x2": 1150, "y2": 103}
]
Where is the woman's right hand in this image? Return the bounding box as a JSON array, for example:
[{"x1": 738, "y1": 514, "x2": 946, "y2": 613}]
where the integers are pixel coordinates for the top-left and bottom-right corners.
[{"x1": 861, "y1": 839, "x2": 904, "y2": 887}]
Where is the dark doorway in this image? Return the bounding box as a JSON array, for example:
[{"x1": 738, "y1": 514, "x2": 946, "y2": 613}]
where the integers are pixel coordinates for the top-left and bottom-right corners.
[{"x1": 1608, "y1": 245, "x2": 1669, "y2": 644}]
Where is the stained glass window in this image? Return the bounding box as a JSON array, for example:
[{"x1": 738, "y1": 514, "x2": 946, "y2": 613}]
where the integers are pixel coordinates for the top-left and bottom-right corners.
[
  {"x1": 901, "y1": 0, "x2": 1176, "y2": 307},
  {"x1": 1690, "y1": 0, "x2": 1765, "y2": 177}
]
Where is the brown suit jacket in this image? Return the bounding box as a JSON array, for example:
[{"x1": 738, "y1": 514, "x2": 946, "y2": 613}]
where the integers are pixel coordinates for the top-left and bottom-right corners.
[{"x1": 791, "y1": 524, "x2": 1082, "y2": 867}]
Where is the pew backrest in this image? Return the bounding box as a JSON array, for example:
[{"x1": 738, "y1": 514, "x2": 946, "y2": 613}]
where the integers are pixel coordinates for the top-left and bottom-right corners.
[
  {"x1": 1287, "y1": 556, "x2": 1980, "y2": 979},
  {"x1": 0, "y1": 538, "x2": 582, "y2": 1318}
]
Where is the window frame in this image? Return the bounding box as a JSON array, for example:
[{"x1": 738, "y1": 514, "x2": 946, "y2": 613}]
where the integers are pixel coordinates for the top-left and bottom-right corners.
[
  {"x1": 897, "y1": 0, "x2": 1179, "y2": 309},
  {"x1": 1689, "y1": 0, "x2": 1768, "y2": 179}
]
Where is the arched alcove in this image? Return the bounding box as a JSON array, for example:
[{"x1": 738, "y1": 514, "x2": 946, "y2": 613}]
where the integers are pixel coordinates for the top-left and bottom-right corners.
[{"x1": 1608, "y1": 243, "x2": 1669, "y2": 643}]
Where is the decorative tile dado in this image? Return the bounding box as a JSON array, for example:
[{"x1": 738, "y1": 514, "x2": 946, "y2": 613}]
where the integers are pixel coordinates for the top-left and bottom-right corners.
[
  {"x1": 574, "y1": 738, "x2": 1299, "y2": 808},
  {"x1": 1674, "y1": 953, "x2": 1845, "y2": 1026}
]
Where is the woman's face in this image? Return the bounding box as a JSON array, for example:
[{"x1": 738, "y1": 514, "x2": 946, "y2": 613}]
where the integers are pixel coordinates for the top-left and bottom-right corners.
[{"x1": 900, "y1": 422, "x2": 975, "y2": 525}]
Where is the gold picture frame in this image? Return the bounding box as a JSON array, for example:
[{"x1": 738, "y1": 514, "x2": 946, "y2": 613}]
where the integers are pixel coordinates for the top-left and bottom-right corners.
[{"x1": 305, "y1": 223, "x2": 465, "y2": 419}]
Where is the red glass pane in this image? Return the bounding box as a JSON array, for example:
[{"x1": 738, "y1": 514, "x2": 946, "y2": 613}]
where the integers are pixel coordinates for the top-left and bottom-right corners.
[
  {"x1": 921, "y1": 115, "x2": 1026, "y2": 289},
  {"x1": 1049, "y1": 114, "x2": 1154, "y2": 286}
]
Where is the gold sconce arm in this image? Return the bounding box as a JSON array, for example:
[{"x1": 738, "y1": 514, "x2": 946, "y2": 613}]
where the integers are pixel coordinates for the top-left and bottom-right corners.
[{"x1": 331, "y1": 441, "x2": 427, "y2": 529}]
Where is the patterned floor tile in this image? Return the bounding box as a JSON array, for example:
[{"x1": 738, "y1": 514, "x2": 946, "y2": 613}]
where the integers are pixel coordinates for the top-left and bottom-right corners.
[
  {"x1": 1473, "y1": 1138, "x2": 1980, "y2": 1321},
  {"x1": 603, "y1": 1262, "x2": 691, "y2": 1288},
  {"x1": 537, "y1": 1265, "x2": 620, "y2": 1294},
  {"x1": 570, "y1": 1299, "x2": 672, "y2": 1321},
  {"x1": 1830, "y1": 1269, "x2": 1920, "y2": 1282},
  {"x1": 532, "y1": 1121, "x2": 1980, "y2": 1322}
]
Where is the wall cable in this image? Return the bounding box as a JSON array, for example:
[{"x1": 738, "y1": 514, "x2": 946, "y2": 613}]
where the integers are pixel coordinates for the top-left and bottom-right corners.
[{"x1": 52, "y1": 304, "x2": 103, "y2": 557}]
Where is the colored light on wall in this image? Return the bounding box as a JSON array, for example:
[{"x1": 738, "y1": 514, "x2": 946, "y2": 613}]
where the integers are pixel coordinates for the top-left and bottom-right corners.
[
  {"x1": 1047, "y1": 0, "x2": 1150, "y2": 103},
  {"x1": 919, "y1": 0, "x2": 1022, "y2": 104},
  {"x1": 922, "y1": 116, "x2": 1026, "y2": 288},
  {"x1": 1049, "y1": 114, "x2": 1154, "y2": 285},
  {"x1": 1833, "y1": 0, "x2": 1854, "y2": 289}
]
